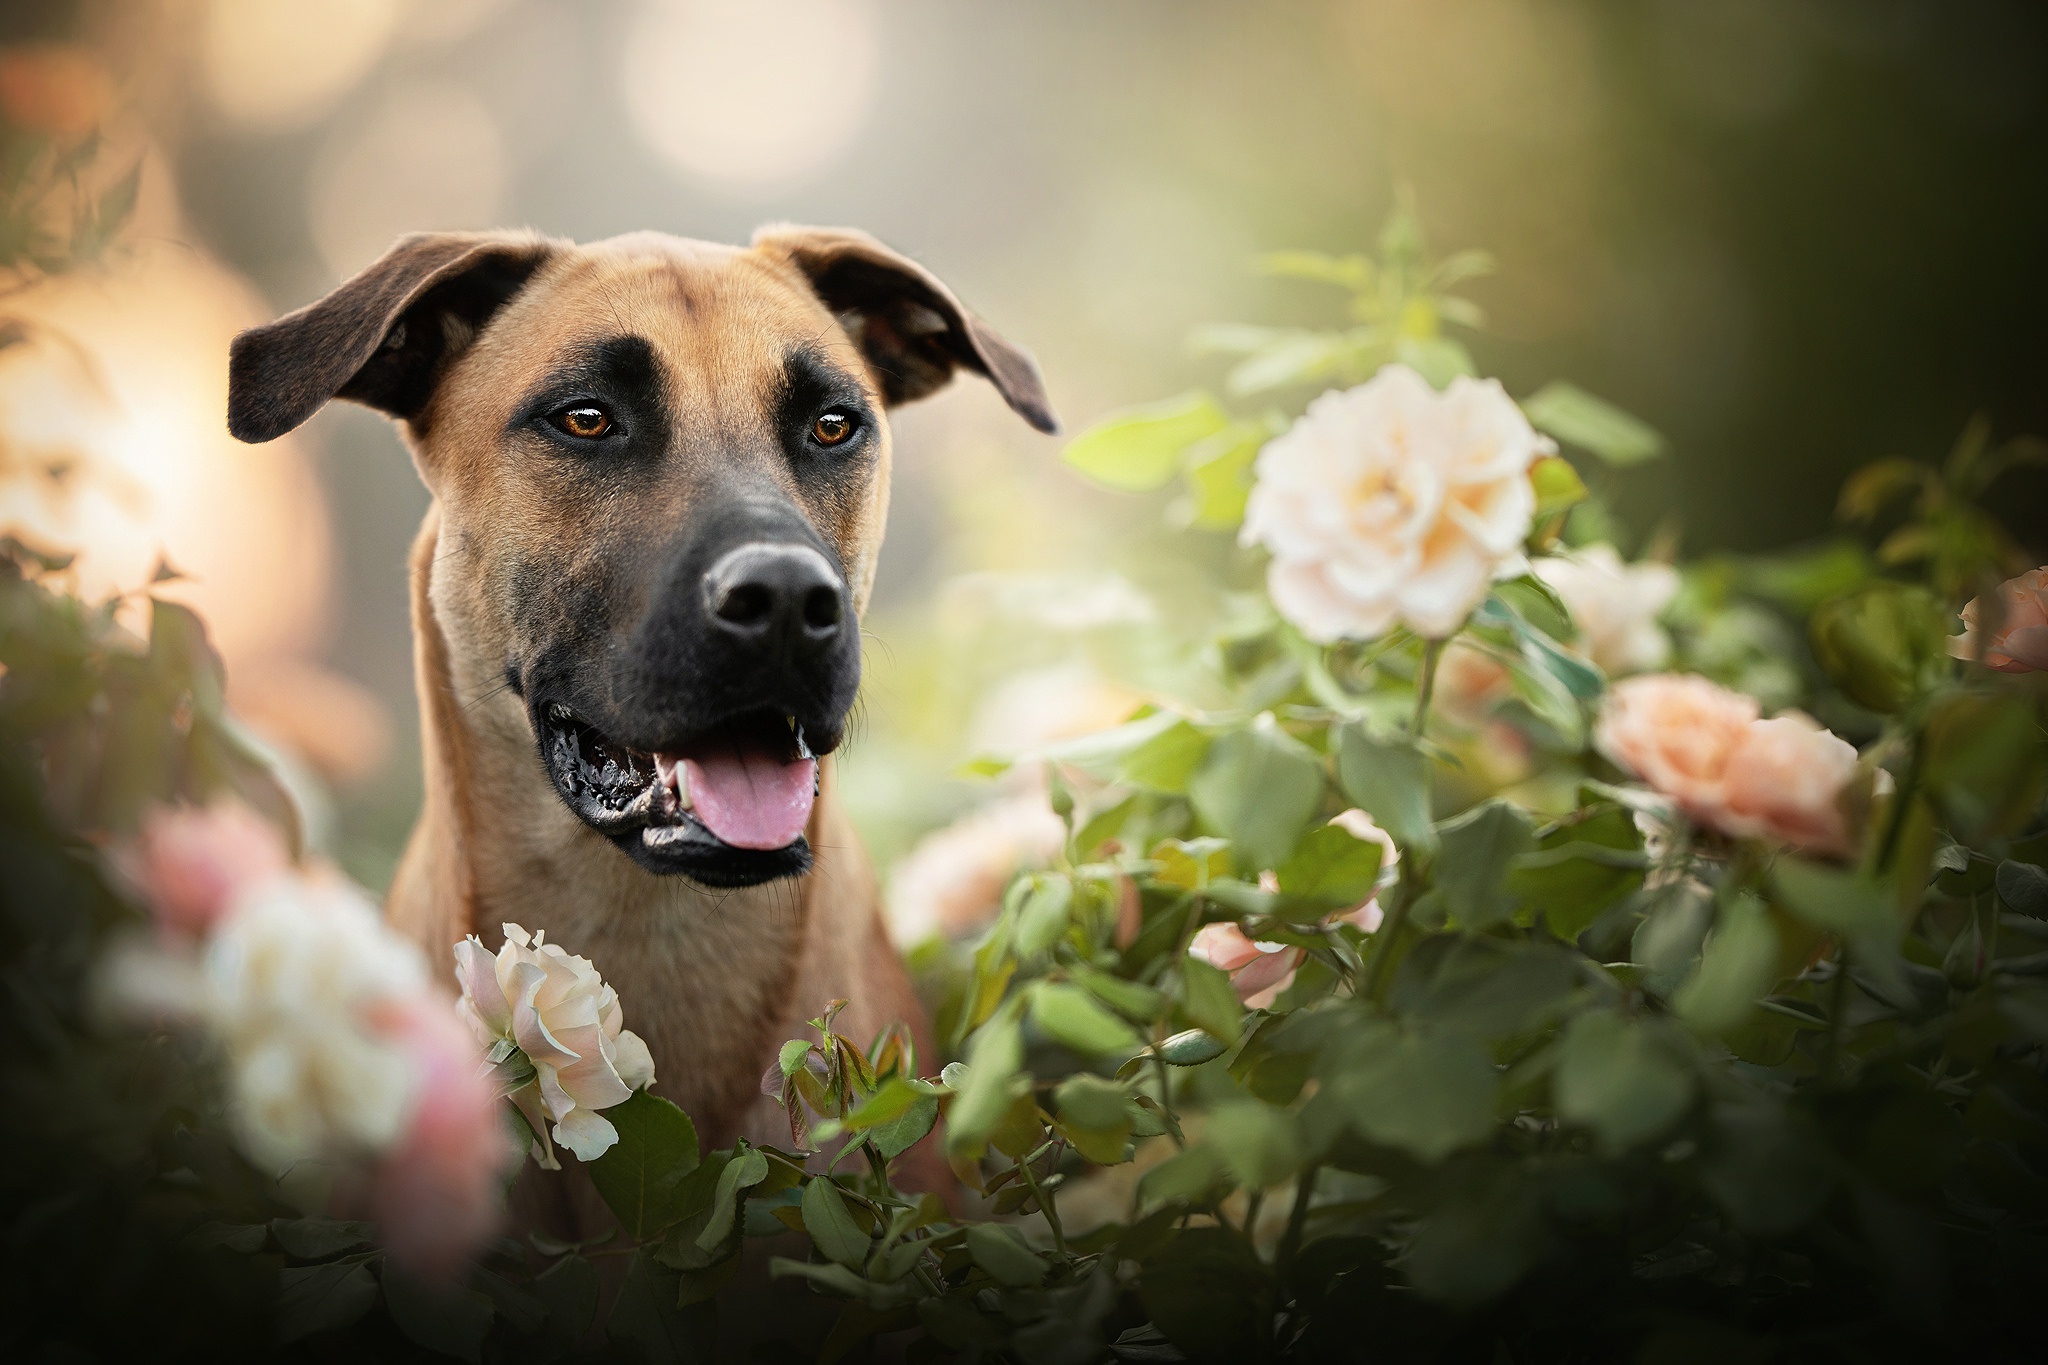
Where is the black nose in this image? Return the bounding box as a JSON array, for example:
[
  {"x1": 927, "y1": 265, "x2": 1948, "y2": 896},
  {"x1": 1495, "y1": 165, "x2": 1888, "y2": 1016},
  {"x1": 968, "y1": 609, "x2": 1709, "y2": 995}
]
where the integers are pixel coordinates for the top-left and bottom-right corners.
[{"x1": 702, "y1": 543, "x2": 846, "y2": 651}]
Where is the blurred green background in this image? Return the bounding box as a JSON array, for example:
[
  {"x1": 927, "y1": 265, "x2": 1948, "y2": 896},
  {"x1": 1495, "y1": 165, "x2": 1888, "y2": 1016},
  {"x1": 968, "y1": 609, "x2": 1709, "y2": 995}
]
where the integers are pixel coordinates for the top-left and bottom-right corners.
[{"x1": 5, "y1": 0, "x2": 2045, "y2": 893}]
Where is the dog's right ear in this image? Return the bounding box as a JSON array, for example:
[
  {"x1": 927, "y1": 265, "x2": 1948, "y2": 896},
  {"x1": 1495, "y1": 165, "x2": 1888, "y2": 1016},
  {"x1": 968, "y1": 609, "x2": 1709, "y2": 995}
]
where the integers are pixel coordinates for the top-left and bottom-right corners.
[{"x1": 227, "y1": 231, "x2": 558, "y2": 444}]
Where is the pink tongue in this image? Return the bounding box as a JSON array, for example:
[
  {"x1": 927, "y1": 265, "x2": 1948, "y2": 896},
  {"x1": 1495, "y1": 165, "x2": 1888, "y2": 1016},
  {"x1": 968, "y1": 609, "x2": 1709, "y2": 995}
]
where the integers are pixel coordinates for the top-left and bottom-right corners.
[{"x1": 679, "y1": 748, "x2": 817, "y2": 850}]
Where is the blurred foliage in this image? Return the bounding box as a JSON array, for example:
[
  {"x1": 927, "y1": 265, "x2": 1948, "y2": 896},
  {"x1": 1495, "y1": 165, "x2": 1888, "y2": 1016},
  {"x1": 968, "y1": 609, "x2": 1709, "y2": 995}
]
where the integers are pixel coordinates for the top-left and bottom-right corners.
[{"x1": 5, "y1": 173, "x2": 2048, "y2": 1365}]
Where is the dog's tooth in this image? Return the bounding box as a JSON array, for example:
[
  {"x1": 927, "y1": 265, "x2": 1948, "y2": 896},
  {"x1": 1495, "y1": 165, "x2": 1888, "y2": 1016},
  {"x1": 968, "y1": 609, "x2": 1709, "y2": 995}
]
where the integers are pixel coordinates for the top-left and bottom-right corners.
[
  {"x1": 675, "y1": 764, "x2": 693, "y2": 810},
  {"x1": 548, "y1": 703, "x2": 572, "y2": 723}
]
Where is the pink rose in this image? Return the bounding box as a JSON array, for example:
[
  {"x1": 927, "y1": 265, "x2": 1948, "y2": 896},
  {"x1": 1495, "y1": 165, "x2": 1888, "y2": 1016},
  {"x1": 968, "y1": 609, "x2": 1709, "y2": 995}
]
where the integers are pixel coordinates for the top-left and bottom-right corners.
[
  {"x1": 1189, "y1": 922, "x2": 1303, "y2": 1010},
  {"x1": 131, "y1": 801, "x2": 289, "y2": 935},
  {"x1": 1951, "y1": 567, "x2": 2048, "y2": 673},
  {"x1": 1598, "y1": 673, "x2": 1864, "y2": 857},
  {"x1": 1719, "y1": 713, "x2": 1860, "y2": 858},
  {"x1": 1327, "y1": 809, "x2": 1400, "y2": 933},
  {"x1": 368, "y1": 999, "x2": 514, "y2": 1281}
]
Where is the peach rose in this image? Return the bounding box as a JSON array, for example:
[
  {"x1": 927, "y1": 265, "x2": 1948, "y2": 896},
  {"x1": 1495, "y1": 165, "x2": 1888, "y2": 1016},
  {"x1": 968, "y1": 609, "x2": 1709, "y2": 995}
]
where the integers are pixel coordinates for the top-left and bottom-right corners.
[
  {"x1": 1950, "y1": 567, "x2": 2048, "y2": 673},
  {"x1": 1327, "y1": 808, "x2": 1400, "y2": 933},
  {"x1": 1595, "y1": 674, "x2": 1759, "y2": 829},
  {"x1": 1242, "y1": 365, "x2": 1552, "y2": 641},
  {"x1": 1598, "y1": 674, "x2": 1864, "y2": 857},
  {"x1": 1719, "y1": 713, "x2": 1861, "y2": 857}
]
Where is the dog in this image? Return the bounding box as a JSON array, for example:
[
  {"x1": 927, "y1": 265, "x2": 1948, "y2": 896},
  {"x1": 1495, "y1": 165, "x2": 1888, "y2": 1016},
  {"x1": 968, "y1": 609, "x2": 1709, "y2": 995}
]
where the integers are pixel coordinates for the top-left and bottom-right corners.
[{"x1": 225, "y1": 226, "x2": 1056, "y2": 1224}]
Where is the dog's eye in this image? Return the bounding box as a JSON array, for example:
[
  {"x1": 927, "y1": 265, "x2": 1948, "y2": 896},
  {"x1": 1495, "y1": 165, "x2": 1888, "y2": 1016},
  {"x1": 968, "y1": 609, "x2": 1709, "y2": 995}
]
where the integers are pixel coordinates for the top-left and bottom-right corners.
[
  {"x1": 811, "y1": 410, "x2": 857, "y2": 447},
  {"x1": 549, "y1": 405, "x2": 613, "y2": 440}
]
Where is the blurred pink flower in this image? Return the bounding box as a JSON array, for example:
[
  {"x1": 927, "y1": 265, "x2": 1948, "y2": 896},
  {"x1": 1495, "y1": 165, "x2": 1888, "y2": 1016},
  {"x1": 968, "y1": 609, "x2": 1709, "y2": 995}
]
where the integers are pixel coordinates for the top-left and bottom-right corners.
[
  {"x1": 131, "y1": 801, "x2": 288, "y2": 936},
  {"x1": 1598, "y1": 673, "x2": 1863, "y2": 858},
  {"x1": 1719, "y1": 713, "x2": 1861, "y2": 858},
  {"x1": 1189, "y1": 922, "x2": 1302, "y2": 1010},
  {"x1": 1950, "y1": 567, "x2": 2048, "y2": 673},
  {"x1": 368, "y1": 999, "x2": 513, "y2": 1281},
  {"x1": 1328, "y1": 809, "x2": 1400, "y2": 933}
]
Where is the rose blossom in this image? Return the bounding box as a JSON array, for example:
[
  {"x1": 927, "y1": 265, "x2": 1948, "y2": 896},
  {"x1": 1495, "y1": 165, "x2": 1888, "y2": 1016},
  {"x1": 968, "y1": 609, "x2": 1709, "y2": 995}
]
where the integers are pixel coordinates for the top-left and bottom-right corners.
[
  {"x1": 369, "y1": 999, "x2": 514, "y2": 1280},
  {"x1": 886, "y1": 790, "x2": 1066, "y2": 946},
  {"x1": 1719, "y1": 713, "x2": 1861, "y2": 857},
  {"x1": 129, "y1": 800, "x2": 289, "y2": 936},
  {"x1": 1188, "y1": 812, "x2": 1401, "y2": 1008},
  {"x1": 1597, "y1": 673, "x2": 1863, "y2": 857},
  {"x1": 1241, "y1": 364, "x2": 1553, "y2": 641},
  {"x1": 1950, "y1": 567, "x2": 2048, "y2": 673},
  {"x1": 455, "y1": 923, "x2": 656, "y2": 1167},
  {"x1": 1532, "y1": 543, "x2": 1680, "y2": 677}
]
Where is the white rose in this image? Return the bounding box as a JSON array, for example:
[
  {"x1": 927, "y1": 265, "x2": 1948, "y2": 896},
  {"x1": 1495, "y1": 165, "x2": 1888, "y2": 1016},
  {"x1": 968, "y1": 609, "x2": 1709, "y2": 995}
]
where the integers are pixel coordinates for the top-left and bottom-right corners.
[
  {"x1": 1242, "y1": 364, "x2": 1552, "y2": 641},
  {"x1": 1532, "y1": 543, "x2": 1679, "y2": 677},
  {"x1": 202, "y1": 875, "x2": 428, "y2": 1171},
  {"x1": 455, "y1": 923, "x2": 656, "y2": 1166}
]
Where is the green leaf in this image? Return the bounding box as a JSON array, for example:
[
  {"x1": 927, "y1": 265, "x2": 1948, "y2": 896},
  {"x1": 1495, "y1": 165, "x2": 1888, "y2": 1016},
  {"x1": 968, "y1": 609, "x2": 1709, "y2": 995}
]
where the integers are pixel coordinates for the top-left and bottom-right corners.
[
  {"x1": 1064, "y1": 391, "x2": 1229, "y2": 492},
  {"x1": 1075, "y1": 965, "x2": 1166, "y2": 1020},
  {"x1": 1997, "y1": 861, "x2": 2048, "y2": 919},
  {"x1": 1922, "y1": 691, "x2": 2048, "y2": 841},
  {"x1": 1152, "y1": 837, "x2": 1232, "y2": 890},
  {"x1": 1179, "y1": 957, "x2": 1245, "y2": 1043},
  {"x1": 1336, "y1": 723, "x2": 1438, "y2": 858},
  {"x1": 694, "y1": 1144, "x2": 767, "y2": 1252},
  {"x1": 1508, "y1": 807, "x2": 1644, "y2": 939},
  {"x1": 1432, "y1": 800, "x2": 1534, "y2": 929},
  {"x1": 801, "y1": 1178, "x2": 872, "y2": 1269},
  {"x1": 1325, "y1": 1025, "x2": 1495, "y2": 1162},
  {"x1": 381, "y1": 1267, "x2": 495, "y2": 1365},
  {"x1": 1015, "y1": 873, "x2": 1074, "y2": 957},
  {"x1": 868, "y1": 1093, "x2": 940, "y2": 1160},
  {"x1": 1178, "y1": 425, "x2": 1266, "y2": 529},
  {"x1": 1203, "y1": 1103, "x2": 1302, "y2": 1188},
  {"x1": 269, "y1": 1217, "x2": 374, "y2": 1260},
  {"x1": 276, "y1": 1262, "x2": 378, "y2": 1343},
  {"x1": 1031, "y1": 981, "x2": 1143, "y2": 1055},
  {"x1": 778, "y1": 1039, "x2": 812, "y2": 1077},
  {"x1": 1160, "y1": 1028, "x2": 1229, "y2": 1066},
  {"x1": 947, "y1": 1007, "x2": 1027, "y2": 1156},
  {"x1": 1553, "y1": 1012, "x2": 1693, "y2": 1152},
  {"x1": 1522, "y1": 381, "x2": 1664, "y2": 465},
  {"x1": 1055, "y1": 1074, "x2": 1136, "y2": 1164},
  {"x1": 1120, "y1": 717, "x2": 1213, "y2": 792},
  {"x1": 965, "y1": 1223, "x2": 1048, "y2": 1287},
  {"x1": 1188, "y1": 718, "x2": 1325, "y2": 872},
  {"x1": 1138, "y1": 1227, "x2": 1271, "y2": 1362},
  {"x1": 589, "y1": 1091, "x2": 702, "y2": 1239},
  {"x1": 1674, "y1": 892, "x2": 1782, "y2": 1035},
  {"x1": 1529, "y1": 454, "x2": 1589, "y2": 520},
  {"x1": 1769, "y1": 859, "x2": 1908, "y2": 1002},
  {"x1": 1275, "y1": 821, "x2": 1384, "y2": 910},
  {"x1": 1137, "y1": 1145, "x2": 1228, "y2": 1211}
]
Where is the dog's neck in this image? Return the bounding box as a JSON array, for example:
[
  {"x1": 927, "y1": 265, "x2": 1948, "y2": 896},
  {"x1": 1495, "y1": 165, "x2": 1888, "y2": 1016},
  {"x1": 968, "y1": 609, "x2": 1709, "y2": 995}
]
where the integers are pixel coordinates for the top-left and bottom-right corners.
[{"x1": 386, "y1": 504, "x2": 816, "y2": 1143}]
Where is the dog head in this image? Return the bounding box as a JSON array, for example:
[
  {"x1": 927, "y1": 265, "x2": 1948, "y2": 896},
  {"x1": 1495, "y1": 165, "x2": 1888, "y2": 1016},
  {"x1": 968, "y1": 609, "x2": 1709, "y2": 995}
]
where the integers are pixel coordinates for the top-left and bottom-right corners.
[{"x1": 227, "y1": 227, "x2": 1054, "y2": 888}]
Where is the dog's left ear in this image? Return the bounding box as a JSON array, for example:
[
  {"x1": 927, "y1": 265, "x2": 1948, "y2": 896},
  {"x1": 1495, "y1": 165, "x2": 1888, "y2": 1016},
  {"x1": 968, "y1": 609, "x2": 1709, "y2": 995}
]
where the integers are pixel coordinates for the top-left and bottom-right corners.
[{"x1": 754, "y1": 225, "x2": 1059, "y2": 435}]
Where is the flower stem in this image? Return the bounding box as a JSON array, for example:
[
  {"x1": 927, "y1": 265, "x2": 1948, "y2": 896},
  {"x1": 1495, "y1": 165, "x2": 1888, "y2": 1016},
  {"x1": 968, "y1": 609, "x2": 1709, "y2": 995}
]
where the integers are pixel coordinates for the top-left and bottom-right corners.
[
  {"x1": 1017, "y1": 1146, "x2": 1067, "y2": 1257},
  {"x1": 1276, "y1": 1165, "x2": 1318, "y2": 1280},
  {"x1": 1413, "y1": 637, "x2": 1446, "y2": 737}
]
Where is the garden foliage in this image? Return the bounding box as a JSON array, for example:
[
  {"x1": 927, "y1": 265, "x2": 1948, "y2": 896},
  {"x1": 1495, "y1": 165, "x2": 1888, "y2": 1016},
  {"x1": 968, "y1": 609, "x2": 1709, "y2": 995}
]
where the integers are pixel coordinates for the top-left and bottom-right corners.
[{"x1": 6, "y1": 192, "x2": 2048, "y2": 1363}]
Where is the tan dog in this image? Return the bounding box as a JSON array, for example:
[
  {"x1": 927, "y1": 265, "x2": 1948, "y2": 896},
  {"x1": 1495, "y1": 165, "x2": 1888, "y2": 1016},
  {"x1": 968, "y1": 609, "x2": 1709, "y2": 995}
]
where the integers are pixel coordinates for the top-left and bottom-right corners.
[{"x1": 226, "y1": 227, "x2": 1055, "y2": 1222}]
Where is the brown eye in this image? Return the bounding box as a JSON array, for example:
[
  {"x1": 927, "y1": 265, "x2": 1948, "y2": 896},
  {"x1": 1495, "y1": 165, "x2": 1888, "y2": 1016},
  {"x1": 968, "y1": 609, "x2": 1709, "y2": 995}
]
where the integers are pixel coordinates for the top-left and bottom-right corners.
[
  {"x1": 551, "y1": 405, "x2": 612, "y2": 439},
  {"x1": 812, "y1": 410, "x2": 856, "y2": 446}
]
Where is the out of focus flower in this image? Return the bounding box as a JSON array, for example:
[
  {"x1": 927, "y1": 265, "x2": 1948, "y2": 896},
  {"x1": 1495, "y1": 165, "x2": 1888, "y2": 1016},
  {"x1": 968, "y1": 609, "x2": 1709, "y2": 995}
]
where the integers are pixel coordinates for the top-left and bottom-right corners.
[
  {"x1": 203, "y1": 875, "x2": 429, "y2": 1169},
  {"x1": 1189, "y1": 922, "x2": 1301, "y2": 1010},
  {"x1": 1242, "y1": 365, "x2": 1551, "y2": 641},
  {"x1": 455, "y1": 923, "x2": 656, "y2": 1167},
  {"x1": 1434, "y1": 640, "x2": 1513, "y2": 723},
  {"x1": 1597, "y1": 674, "x2": 1863, "y2": 857},
  {"x1": 110, "y1": 803, "x2": 511, "y2": 1275},
  {"x1": 1189, "y1": 812, "x2": 1401, "y2": 1008},
  {"x1": 368, "y1": 999, "x2": 512, "y2": 1280},
  {"x1": 887, "y1": 790, "x2": 1067, "y2": 945},
  {"x1": 1950, "y1": 567, "x2": 2048, "y2": 673},
  {"x1": 129, "y1": 800, "x2": 290, "y2": 936},
  {"x1": 1719, "y1": 713, "x2": 1861, "y2": 858},
  {"x1": 1532, "y1": 543, "x2": 1679, "y2": 676}
]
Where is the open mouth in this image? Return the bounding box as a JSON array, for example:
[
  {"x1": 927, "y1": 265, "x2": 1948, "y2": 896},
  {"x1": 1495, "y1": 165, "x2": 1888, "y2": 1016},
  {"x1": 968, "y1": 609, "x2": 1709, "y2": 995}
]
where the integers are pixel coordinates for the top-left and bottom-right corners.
[{"x1": 537, "y1": 704, "x2": 822, "y2": 886}]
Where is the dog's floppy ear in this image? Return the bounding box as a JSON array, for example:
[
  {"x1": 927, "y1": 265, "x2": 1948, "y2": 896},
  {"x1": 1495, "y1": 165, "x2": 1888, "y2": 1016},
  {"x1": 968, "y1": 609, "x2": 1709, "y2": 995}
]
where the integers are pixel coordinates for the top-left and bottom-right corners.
[
  {"x1": 754, "y1": 224, "x2": 1058, "y2": 435},
  {"x1": 227, "y1": 231, "x2": 559, "y2": 443}
]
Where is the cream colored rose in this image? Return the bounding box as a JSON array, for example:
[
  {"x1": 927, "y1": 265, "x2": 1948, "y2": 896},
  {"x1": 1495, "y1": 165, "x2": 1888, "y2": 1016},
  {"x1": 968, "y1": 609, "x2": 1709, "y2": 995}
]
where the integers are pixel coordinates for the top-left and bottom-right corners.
[
  {"x1": 202, "y1": 875, "x2": 429, "y2": 1170},
  {"x1": 1532, "y1": 543, "x2": 1680, "y2": 676},
  {"x1": 1950, "y1": 567, "x2": 2048, "y2": 673},
  {"x1": 1597, "y1": 673, "x2": 1863, "y2": 857},
  {"x1": 1189, "y1": 921, "x2": 1302, "y2": 1010},
  {"x1": 455, "y1": 923, "x2": 656, "y2": 1167},
  {"x1": 1242, "y1": 364, "x2": 1553, "y2": 640}
]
